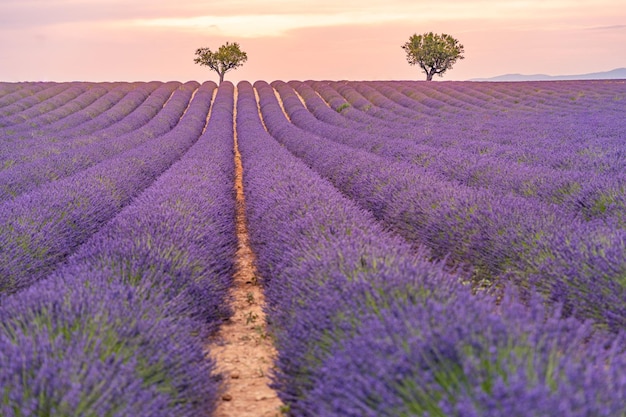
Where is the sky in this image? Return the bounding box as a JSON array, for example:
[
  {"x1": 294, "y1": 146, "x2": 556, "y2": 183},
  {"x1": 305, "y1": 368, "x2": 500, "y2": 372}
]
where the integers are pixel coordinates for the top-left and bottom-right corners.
[{"x1": 1, "y1": 0, "x2": 625, "y2": 82}]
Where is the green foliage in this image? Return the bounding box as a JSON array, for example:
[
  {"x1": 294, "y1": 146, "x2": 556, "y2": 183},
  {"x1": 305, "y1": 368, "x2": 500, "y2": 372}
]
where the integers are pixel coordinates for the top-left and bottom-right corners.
[
  {"x1": 396, "y1": 336, "x2": 565, "y2": 416},
  {"x1": 401, "y1": 32, "x2": 465, "y2": 81},
  {"x1": 336, "y1": 103, "x2": 351, "y2": 113},
  {"x1": 193, "y1": 42, "x2": 248, "y2": 84}
]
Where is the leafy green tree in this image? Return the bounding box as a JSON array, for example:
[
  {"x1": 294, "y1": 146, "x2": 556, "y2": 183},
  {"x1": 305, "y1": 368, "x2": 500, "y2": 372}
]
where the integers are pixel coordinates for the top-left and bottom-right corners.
[
  {"x1": 402, "y1": 32, "x2": 464, "y2": 81},
  {"x1": 194, "y1": 42, "x2": 248, "y2": 84}
]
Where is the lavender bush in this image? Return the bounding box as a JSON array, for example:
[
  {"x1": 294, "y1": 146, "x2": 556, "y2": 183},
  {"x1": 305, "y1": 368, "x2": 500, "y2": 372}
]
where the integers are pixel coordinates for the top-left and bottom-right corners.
[
  {"x1": 254, "y1": 80, "x2": 626, "y2": 331},
  {"x1": 0, "y1": 83, "x2": 108, "y2": 131},
  {"x1": 305, "y1": 291, "x2": 626, "y2": 417},
  {"x1": 0, "y1": 81, "x2": 198, "y2": 200},
  {"x1": 0, "y1": 83, "x2": 74, "y2": 120},
  {"x1": 1, "y1": 78, "x2": 624, "y2": 416},
  {"x1": 278, "y1": 80, "x2": 625, "y2": 220},
  {"x1": 307, "y1": 80, "x2": 626, "y2": 176},
  {"x1": 236, "y1": 80, "x2": 626, "y2": 416},
  {"x1": 0, "y1": 83, "x2": 90, "y2": 127},
  {"x1": 0, "y1": 82, "x2": 212, "y2": 294},
  {"x1": 0, "y1": 81, "x2": 171, "y2": 168},
  {"x1": 0, "y1": 81, "x2": 237, "y2": 416},
  {"x1": 1, "y1": 278, "x2": 204, "y2": 417}
]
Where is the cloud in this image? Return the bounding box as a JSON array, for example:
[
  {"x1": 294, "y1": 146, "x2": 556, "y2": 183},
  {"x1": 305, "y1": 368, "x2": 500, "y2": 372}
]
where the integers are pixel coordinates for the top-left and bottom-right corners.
[
  {"x1": 586, "y1": 24, "x2": 626, "y2": 31},
  {"x1": 6, "y1": 0, "x2": 616, "y2": 31},
  {"x1": 119, "y1": 0, "x2": 606, "y2": 38},
  {"x1": 130, "y1": 12, "x2": 417, "y2": 38}
]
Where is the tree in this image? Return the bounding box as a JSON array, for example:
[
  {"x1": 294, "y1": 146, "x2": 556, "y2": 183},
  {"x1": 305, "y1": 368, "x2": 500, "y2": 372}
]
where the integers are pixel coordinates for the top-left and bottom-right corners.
[
  {"x1": 194, "y1": 42, "x2": 248, "y2": 84},
  {"x1": 402, "y1": 32, "x2": 464, "y2": 81}
]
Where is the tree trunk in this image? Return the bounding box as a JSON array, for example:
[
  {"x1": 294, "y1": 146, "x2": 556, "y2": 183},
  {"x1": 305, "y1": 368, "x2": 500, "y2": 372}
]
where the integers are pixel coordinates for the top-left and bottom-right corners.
[
  {"x1": 219, "y1": 72, "x2": 225, "y2": 84},
  {"x1": 426, "y1": 70, "x2": 434, "y2": 81}
]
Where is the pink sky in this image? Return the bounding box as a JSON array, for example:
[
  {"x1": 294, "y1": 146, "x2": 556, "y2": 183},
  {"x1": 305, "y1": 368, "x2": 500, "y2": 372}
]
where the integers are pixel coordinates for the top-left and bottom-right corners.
[{"x1": 1, "y1": 0, "x2": 625, "y2": 82}]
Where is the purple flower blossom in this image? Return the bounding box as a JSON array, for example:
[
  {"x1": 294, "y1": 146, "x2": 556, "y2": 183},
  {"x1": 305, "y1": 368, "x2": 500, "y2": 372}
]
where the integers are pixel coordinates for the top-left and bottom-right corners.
[
  {"x1": 235, "y1": 79, "x2": 626, "y2": 416},
  {"x1": 1, "y1": 78, "x2": 624, "y2": 416},
  {"x1": 1, "y1": 81, "x2": 237, "y2": 415}
]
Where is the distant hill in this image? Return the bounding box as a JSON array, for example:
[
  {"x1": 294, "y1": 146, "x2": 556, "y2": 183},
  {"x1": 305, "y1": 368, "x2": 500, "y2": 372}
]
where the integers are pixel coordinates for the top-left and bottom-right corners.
[{"x1": 470, "y1": 68, "x2": 626, "y2": 82}]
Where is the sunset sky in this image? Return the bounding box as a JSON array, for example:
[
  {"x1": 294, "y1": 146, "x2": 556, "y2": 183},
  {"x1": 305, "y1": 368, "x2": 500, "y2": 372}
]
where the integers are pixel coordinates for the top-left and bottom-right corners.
[{"x1": 1, "y1": 0, "x2": 625, "y2": 82}]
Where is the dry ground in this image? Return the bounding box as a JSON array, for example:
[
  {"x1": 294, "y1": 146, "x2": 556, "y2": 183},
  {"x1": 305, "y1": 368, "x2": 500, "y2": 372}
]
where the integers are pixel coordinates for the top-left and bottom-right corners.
[{"x1": 206, "y1": 92, "x2": 285, "y2": 417}]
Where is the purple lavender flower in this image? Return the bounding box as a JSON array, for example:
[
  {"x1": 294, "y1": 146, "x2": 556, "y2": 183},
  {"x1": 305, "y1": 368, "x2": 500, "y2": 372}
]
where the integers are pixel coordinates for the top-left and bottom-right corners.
[
  {"x1": 236, "y1": 79, "x2": 626, "y2": 416},
  {"x1": 0, "y1": 82, "x2": 212, "y2": 294},
  {"x1": 1, "y1": 81, "x2": 237, "y2": 416}
]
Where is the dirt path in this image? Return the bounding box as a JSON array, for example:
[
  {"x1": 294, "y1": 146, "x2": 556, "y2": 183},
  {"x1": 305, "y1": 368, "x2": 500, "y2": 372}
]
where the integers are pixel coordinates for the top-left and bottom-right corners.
[{"x1": 207, "y1": 87, "x2": 284, "y2": 417}]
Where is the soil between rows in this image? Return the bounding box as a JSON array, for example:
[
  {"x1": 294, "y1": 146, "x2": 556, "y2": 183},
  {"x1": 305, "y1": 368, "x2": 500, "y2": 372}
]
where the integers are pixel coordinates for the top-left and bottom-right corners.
[{"x1": 206, "y1": 89, "x2": 284, "y2": 417}]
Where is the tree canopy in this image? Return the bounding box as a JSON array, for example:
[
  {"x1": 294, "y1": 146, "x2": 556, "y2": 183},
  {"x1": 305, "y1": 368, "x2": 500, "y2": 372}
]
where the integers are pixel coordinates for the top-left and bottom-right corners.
[
  {"x1": 194, "y1": 42, "x2": 248, "y2": 84},
  {"x1": 402, "y1": 32, "x2": 465, "y2": 81}
]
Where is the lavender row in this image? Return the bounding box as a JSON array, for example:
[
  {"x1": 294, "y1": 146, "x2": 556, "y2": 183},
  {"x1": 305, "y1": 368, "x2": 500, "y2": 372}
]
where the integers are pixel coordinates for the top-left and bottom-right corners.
[
  {"x1": 304, "y1": 80, "x2": 559, "y2": 162},
  {"x1": 275, "y1": 81, "x2": 625, "y2": 221},
  {"x1": 377, "y1": 79, "x2": 624, "y2": 118},
  {"x1": 397, "y1": 79, "x2": 625, "y2": 113},
  {"x1": 0, "y1": 83, "x2": 151, "y2": 146},
  {"x1": 0, "y1": 83, "x2": 115, "y2": 133},
  {"x1": 0, "y1": 83, "x2": 75, "y2": 121},
  {"x1": 298, "y1": 81, "x2": 625, "y2": 216},
  {"x1": 0, "y1": 82, "x2": 27, "y2": 100},
  {"x1": 378, "y1": 81, "x2": 626, "y2": 164},
  {"x1": 302, "y1": 79, "x2": 626, "y2": 180},
  {"x1": 290, "y1": 80, "x2": 406, "y2": 131},
  {"x1": 236, "y1": 80, "x2": 626, "y2": 416},
  {"x1": 0, "y1": 82, "x2": 238, "y2": 416},
  {"x1": 309, "y1": 80, "x2": 626, "y2": 175},
  {"x1": 308, "y1": 80, "x2": 437, "y2": 122},
  {"x1": 0, "y1": 81, "x2": 201, "y2": 201},
  {"x1": 255, "y1": 80, "x2": 626, "y2": 332},
  {"x1": 306, "y1": 80, "x2": 626, "y2": 175},
  {"x1": 0, "y1": 83, "x2": 59, "y2": 111},
  {"x1": 375, "y1": 80, "x2": 626, "y2": 143},
  {"x1": 334, "y1": 81, "x2": 626, "y2": 329},
  {"x1": 0, "y1": 82, "x2": 158, "y2": 147},
  {"x1": 0, "y1": 81, "x2": 172, "y2": 166},
  {"x1": 26, "y1": 82, "x2": 159, "y2": 138},
  {"x1": 277, "y1": 78, "x2": 626, "y2": 331},
  {"x1": 0, "y1": 82, "x2": 212, "y2": 295},
  {"x1": 0, "y1": 82, "x2": 91, "y2": 127},
  {"x1": 0, "y1": 82, "x2": 156, "y2": 163}
]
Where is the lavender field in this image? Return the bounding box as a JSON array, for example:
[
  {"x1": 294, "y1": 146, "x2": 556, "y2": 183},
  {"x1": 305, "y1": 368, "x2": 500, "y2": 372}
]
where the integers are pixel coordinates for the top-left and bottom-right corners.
[{"x1": 1, "y1": 79, "x2": 625, "y2": 416}]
